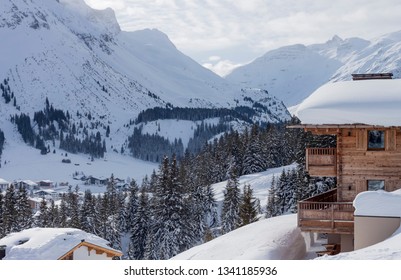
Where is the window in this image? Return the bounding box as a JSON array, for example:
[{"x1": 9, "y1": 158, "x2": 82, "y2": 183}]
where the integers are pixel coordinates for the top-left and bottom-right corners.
[
  {"x1": 367, "y1": 180, "x2": 385, "y2": 191},
  {"x1": 368, "y1": 130, "x2": 385, "y2": 149}
]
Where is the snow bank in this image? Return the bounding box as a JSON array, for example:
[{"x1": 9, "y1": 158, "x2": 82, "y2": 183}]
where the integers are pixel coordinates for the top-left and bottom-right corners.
[
  {"x1": 354, "y1": 189, "x2": 401, "y2": 217},
  {"x1": 319, "y1": 225, "x2": 401, "y2": 260},
  {"x1": 171, "y1": 214, "x2": 305, "y2": 260},
  {"x1": 295, "y1": 79, "x2": 401, "y2": 126}
]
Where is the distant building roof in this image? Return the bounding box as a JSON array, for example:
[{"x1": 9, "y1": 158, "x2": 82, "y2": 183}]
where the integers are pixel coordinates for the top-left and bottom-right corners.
[
  {"x1": 0, "y1": 178, "x2": 9, "y2": 185},
  {"x1": 294, "y1": 78, "x2": 401, "y2": 126},
  {"x1": 0, "y1": 228, "x2": 122, "y2": 260}
]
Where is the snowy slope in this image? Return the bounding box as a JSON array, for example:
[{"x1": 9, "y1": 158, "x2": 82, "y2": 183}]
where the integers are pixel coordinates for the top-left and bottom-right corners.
[
  {"x1": 226, "y1": 43, "x2": 341, "y2": 107},
  {"x1": 0, "y1": 0, "x2": 290, "y2": 181},
  {"x1": 0, "y1": 0, "x2": 289, "y2": 122},
  {"x1": 173, "y1": 189, "x2": 401, "y2": 260},
  {"x1": 226, "y1": 31, "x2": 401, "y2": 107},
  {"x1": 171, "y1": 214, "x2": 305, "y2": 260}
]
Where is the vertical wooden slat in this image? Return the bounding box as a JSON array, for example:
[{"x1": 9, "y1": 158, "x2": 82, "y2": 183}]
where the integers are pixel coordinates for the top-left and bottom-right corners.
[
  {"x1": 386, "y1": 129, "x2": 396, "y2": 151},
  {"x1": 356, "y1": 129, "x2": 367, "y2": 150},
  {"x1": 355, "y1": 180, "x2": 366, "y2": 194}
]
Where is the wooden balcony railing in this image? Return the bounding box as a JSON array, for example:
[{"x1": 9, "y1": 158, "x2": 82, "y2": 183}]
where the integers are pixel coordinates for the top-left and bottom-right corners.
[
  {"x1": 298, "y1": 189, "x2": 354, "y2": 234},
  {"x1": 306, "y1": 148, "x2": 337, "y2": 177}
]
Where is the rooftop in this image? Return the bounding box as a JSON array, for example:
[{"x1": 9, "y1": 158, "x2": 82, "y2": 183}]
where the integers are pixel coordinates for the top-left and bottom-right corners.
[
  {"x1": 0, "y1": 227, "x2": 121, "y2": 260},
  {"x1": 294, "y1": 78, "x2": 401, "y2": 126}
]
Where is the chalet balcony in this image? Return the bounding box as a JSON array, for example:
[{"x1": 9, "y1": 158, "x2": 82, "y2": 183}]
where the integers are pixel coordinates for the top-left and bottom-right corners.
[
  {"x1": 306, "y1": 148, "x2": 337, "y2": 177},
  {"x1": 298, "y1": 189, "x2": 354, "y2": 234}
]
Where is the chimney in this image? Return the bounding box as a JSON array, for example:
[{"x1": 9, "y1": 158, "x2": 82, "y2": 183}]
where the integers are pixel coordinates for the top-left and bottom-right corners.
[
  {"x1": 0, "y1": 245, "x2": 6, "y2": 260},
  {"x1": 352, "y1": 73, "x2": 393, "y2": 81}
]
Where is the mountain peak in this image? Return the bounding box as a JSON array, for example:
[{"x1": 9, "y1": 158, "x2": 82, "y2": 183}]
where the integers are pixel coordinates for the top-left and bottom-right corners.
[
  {"x1": 60, "y1": 0, "x2": 121, "y2": 35},
  {"x1": 326, "y1": 35, "x2": 344, "y2": 45}
]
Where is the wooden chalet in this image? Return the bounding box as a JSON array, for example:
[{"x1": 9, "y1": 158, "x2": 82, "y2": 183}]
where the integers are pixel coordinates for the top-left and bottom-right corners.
[
  {"x1": 58, "y1": 240, "x2": 123, "y2": 260},
  {"x1": 290, "y1": 73, "x2": 401, "y2": 253}
]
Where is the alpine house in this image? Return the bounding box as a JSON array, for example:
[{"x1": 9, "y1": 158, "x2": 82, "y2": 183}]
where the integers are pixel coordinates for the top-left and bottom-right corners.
[{"x1": 291, "y1": 73, "x2": 401, "y2": 254}]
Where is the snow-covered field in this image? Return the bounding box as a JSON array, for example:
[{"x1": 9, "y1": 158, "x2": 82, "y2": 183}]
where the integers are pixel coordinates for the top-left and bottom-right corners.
[{"x1": 0, "y1": 136, "x2": 158, "y2": 187}]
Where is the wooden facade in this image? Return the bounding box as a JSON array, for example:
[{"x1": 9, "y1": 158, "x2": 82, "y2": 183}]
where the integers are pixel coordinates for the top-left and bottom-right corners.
[
  {"x1": 58, "y1": 241, "x2": 123, "y2": 260},
  {"x1": 293, "y1": 124, "x2": 401, "y2": 236}
]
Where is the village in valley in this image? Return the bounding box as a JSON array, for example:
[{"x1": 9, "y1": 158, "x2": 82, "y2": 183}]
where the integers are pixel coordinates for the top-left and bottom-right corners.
[{"x1": 0, "y1": 174, "x2": 128, "y2": 213}]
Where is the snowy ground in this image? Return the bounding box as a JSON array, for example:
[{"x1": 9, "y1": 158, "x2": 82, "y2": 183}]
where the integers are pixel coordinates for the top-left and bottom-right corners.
[
  {"x1": 174, "y1": 189, "x2": 401, "y2": 260},
  {"x1": 211, "y1": 164, "x2": 296, "y2": 212},
  {"x1": 0, "y1": 137, "x2": 158, "y2": 189},
  {"x1": 173, "y1": 212, "x2": 401, "y2": 260}
]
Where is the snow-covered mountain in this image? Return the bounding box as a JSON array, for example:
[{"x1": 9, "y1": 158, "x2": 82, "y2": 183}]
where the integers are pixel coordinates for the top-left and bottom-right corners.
[
  {"x1": 226, "y1": 31, "x2": 401, "y2": 107},
  {"x1": 0, "y1": 0, "x2": 290, "y2": 178}
]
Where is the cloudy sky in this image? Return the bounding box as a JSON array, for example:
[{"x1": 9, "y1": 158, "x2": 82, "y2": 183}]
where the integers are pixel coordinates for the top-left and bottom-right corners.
[{"x1": 84, "y1": 0, "x2": 401, "y2": 76}]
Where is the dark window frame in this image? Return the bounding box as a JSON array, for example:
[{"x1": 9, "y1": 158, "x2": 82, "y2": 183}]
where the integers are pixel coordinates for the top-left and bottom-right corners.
[
  {"x1": 367, "y1": 180, "x2": 385, "y2": 191},
  {"x1": 368, "y1": 130, "x2": 385, "y2": 150}
]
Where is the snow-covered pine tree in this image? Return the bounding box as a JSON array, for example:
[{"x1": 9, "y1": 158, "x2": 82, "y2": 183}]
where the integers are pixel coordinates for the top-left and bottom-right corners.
[
  {"x1": 220, "y1": 159, "x2": 241, "y2": 234},
  {"x1": 265, "y1": 175, "x2": 279, "y2": 218},
  {"x1": 145, "y1": 155, "x2": 192, "y2": 259},
  {"x1": 16, "y1": 186, "x2": 33, "y2": 230},
  {"x1": 128, "y1": 184, "x2": 150, "y2": 260},
  {"x1": 80, "y1": 189, "x2": 96, "y2": 234},
  {"x1": 239, "y1": 184, "x2": 259, "y2": 226},
  {"x1": 125, "y1": 180, "x2": 139, "y2": 233},
  {"x1": 0, "y1": 192, "x2": 5, "y2": 238},
  {"x1": 48, "y1": 199, "x2": 59, "y2": 227},
  {"x1": 2, "y1": 184, "x2": 18, "y2": 234},
  {"x1": 242, "y1": 125, "x2": 266, "y2": 174},
  {"x1": 35, "y1": 198, "x2": 49, "y2": 227},
  {"x1": 67, "y1": 186, "x2": 81, "y2": 229},
  {"x1": 58, "y1": 194, "x2": 68, "y2": 228}
]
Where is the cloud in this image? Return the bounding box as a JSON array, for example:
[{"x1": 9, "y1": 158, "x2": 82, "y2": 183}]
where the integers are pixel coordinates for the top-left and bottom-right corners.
[
  {"x1": 203, "y1": 59, "x2": 243, "y2": 77},
  {"x1": 84, "y1": 0, "x2": 401, "y2": 65}
]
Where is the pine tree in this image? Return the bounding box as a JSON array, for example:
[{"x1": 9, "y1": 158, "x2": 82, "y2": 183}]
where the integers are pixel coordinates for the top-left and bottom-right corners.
[
  {"x1": 16, "y1": 186, "x2": 33, "y2": 230},
  {"x1": 48, "y1": 199, "x2": 59, "y2": 227},
  {"x1": 125, "y1": 180, "x2": 139, "y2": 232},
  {"x1": 35, "y1": 198, "x2": 49, "y2": 227},
  {"x1": 58, "y1": 195, "x2": 68, "y2": 228},
  {"x1": 144, "y1": 155, "x2": 192, "y2": 259},
  {"x1": 80, "y1": 190, "x2": 96, "y2": 233},
  {"x1": 239, "y1": 184, "x2": 259, "y2": 226},
  {"x1": 3, "y1": 184, "x2": 18, "y2": 234},
  {"x1": 128, "y1": 186, "x2": 150, "y2": 260},
  {"x1": 266, "y1": 175, "x2": 279, "y2": 218},
  {"x1": 0, "y1": 192, "x2": 5, "y2": 238},
  {"x1": 67, "y1": 186, "x2": 81, "y2": 229},
  {"x1": 220, "y1": 160, "x2": 241, "y2": 234}
]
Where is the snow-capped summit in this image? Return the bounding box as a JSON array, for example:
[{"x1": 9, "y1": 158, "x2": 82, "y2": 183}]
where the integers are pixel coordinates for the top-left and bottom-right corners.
[{"x1": 226, "y1": 30, "x2": 401, "y2": 107}]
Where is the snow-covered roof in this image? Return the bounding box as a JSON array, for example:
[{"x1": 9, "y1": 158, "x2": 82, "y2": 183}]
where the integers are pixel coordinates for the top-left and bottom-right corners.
[
  {"x1": 354, "y1": 189, "x2": 401, "y2": 217},
  {"x1": 0, "y1": 178, "x2": 9, "y2": 184},
  {"x1": 17, "y1": 180, "x2": 38, "y2": 186},
  {"x1": 295, "y1": 79, "x2": 401, "y2": 126},
  {"x1": 0, "y1": 227, "x2": 120, "y2": 260}
]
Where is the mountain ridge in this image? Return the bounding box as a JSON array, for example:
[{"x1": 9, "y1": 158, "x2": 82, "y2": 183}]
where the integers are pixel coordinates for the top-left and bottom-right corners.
[
  {"x1": 0, "y1": 0, "x2": 290, "y2": 171},
  {"x1": 226, "y1": 31, "x2": 401, "y2": 107}
]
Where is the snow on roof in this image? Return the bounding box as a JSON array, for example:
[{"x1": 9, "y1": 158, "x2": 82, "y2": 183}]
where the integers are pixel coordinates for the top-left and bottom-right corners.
[
  {"x1": 354, "y1": 189, "x2": 401, "y2": 217},
  {"x1": 18, "y1": 180, "x2": 38, "y2": 186},
  {"x1": 0, "y1": 178, "x2": 9, "y2": 184},
  {"x1": 295, "y1": 79, "x2": 401, "y2": 126},
  {"x1": 0, "y1": 227, "x2": 119, "y2": 260}
]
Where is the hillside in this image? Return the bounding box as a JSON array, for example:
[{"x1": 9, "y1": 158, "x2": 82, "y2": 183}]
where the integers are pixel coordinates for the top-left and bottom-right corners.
[
  {"x1": 0, "y1": 0, "x2": 290, "y2": 180},
  {"x1": 226, "y1": 31, "x2": 401, "y2": 107}
]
